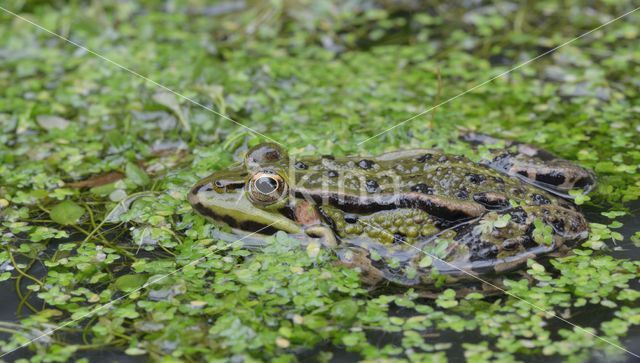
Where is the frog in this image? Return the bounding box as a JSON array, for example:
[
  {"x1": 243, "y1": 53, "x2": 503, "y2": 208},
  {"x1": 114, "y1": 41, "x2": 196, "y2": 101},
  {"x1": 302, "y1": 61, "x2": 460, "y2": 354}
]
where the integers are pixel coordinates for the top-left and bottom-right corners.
[{"x1": 189, "y1": 133, "x2": 596, "y2": 292}]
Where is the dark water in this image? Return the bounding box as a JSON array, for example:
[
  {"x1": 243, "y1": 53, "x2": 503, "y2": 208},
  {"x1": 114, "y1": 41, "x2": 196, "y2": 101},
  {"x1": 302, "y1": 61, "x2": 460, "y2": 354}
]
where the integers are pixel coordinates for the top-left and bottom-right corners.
[{"x1": 1, "y1": 203, "x2": 639, "y2": 362}]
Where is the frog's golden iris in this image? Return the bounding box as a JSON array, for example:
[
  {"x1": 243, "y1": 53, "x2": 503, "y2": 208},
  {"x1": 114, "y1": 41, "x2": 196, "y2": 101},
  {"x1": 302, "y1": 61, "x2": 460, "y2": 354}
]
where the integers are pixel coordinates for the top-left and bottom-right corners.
[
  {"x1": 247, "y1": 171, "x2": 287, "y2": 205},
  {"x1": 189, "y1": 134, "x2": 596, "y2": 291}
]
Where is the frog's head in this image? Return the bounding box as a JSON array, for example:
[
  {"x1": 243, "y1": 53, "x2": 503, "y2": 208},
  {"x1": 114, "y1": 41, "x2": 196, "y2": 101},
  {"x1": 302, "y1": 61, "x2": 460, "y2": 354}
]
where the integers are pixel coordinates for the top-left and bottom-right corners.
[{"x1": 188, "y1": 143, "x2": 302, "y2": 234}]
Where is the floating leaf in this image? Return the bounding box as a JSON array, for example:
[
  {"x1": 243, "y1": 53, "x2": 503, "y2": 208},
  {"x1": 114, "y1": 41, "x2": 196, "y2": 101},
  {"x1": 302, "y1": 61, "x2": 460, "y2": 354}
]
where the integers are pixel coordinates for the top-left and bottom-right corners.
[
  {"x1": 419, "y1": 255, "x2": 433, "y2": 268},
  {"x1": 50, "y1": 200, "x2": 85, "y2": 225},
  {"x1": 493, "y1": 214, "x2": 511, "y2": 228},
  {"x1": 153, "y1": 91, "x2": 190, "y2": 131},
  {"x1": 125, "y1": 347, "x2": 147, "y2": 356},
  {"x1": 331, "y1": 299, "x2": 358, "y2": 320},
  {"x1": 115, "y1": 274, "x2": 148, "y2": 292},
  {"x1": 530, "y1": 262, "x2": 545, "y2": 273},
  {"x1": 126, "y1": 162, "x2": 150, "y2": 186},
  {"x1": 306, "y1": 241, "x2": 320, "y2": 258},
  {"x1": 36, "y1": 115, "x2": 70, "y2": 130}
]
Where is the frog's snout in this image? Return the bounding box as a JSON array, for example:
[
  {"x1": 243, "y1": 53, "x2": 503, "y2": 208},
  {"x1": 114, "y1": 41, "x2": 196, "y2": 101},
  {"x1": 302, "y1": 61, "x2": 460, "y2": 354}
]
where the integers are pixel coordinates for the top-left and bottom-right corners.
[
  {"x1": 188, "y1": 182, "x2": 212, "y2": 207},
  {"x1": 188, "y1": 174, "x2": 247, "y2": 215}
]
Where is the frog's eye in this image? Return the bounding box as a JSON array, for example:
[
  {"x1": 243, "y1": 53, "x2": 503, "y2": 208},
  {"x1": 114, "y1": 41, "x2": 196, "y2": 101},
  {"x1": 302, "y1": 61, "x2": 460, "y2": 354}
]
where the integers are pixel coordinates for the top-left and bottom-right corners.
[
  {"x1": 248, "y1": 172, "x2": 288, "y2": 205},
  {"x1": 245, "y1": 143, "x2": 288, "y2": 169}
]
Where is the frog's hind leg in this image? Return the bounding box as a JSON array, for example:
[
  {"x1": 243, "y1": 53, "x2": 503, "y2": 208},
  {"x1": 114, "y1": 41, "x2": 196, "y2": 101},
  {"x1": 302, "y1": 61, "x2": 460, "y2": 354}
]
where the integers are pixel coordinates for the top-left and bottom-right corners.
[
  {"x1": 439, "y1": 204, "x2": 589, "y2": 277},
  {"x1": 460, "y1": 132, "x2": 596, "y2": 197}
]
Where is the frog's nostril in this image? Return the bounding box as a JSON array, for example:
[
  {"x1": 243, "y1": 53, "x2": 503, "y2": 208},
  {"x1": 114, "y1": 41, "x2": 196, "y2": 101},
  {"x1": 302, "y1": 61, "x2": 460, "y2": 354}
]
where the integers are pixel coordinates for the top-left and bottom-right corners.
[
  {"x1": 191, "y1": 183, "x2": 214, "y2": 197},
  {"x1": 189, "y1": 182, "x2": 215, "y2": 205}
]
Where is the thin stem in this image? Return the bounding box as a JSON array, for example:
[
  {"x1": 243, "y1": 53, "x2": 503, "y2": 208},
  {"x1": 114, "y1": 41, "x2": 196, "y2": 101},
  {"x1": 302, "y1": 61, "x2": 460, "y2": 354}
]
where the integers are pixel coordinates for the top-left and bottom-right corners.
[{"x1": 6, "y1": 247, "x2": 43, "y2": 287}]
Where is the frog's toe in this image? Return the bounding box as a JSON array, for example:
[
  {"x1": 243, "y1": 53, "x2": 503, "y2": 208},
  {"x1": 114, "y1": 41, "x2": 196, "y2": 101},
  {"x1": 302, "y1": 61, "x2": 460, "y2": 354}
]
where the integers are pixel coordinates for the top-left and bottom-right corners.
[
  {"x1": 336, "y1": 247, "x2": 386, "y2": 286},
  {"x1": 303, "y1": 224, "x2": 339, "y2": 248}
]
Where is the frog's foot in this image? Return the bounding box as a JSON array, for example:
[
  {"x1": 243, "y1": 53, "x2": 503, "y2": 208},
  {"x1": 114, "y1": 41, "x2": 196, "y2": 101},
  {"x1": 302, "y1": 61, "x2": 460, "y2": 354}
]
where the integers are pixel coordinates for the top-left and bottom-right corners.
[
  {"x1": 460, "y1": 132, "x2": 596, "y2": 197},
  {"x1": 335, "y1": 246, "x2": 387, "y2": 286},
  {"x1": 440, "y1": 205, "x2": 588, "y2": 276},
  {"x1": 303, "y1": 224, "x2": 390, "y2": 287},
  {"x1": 303, "y1": 224, "x2": 339, "y2": 248},
  {"x1": 212, "y1": 224, "x2": 338, "y2": 251}
]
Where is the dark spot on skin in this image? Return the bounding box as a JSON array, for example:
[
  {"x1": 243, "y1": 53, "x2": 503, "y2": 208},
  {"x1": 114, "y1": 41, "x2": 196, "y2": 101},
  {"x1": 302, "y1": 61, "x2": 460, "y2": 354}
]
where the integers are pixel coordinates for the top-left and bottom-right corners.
[
  {"x1": 510, "y1": 187, "x2": 527, "y2": 197},
  {"x1": 521, "y1": 234, "x2": 538, "y2": 248},
  {"x1": 294, "y1": 161, "x2": 308, "y2": 170},
  {"x1": 531, "y1": 148, "x2": 556, "y2": 161},
  {"x1": 317, "y1": 206, "x2": 337, "y2": 231},
  {"x1": 322, "y1": 155, "x2": 335, "y2": 160},
  {"x1": 416, "y1": 153, "x2": 433, "y2": 163},
  {"x1": 509, "y1": 207, "x2": 528, "y2": 224},
  {"x1": 523, "y1": 224, "x2": 539, "y2": 247},
  {"x1": 551, "y1": 219, "x2": 565, "y2": 233},
  {"x1": 278, "y1": 206, "x2": 296, "y2": 221},
  {"x1": 531, "y1": 193, "x2": 551, "y2": 205},
  {"x1": 365, "y1": 180, "x2": 379, "y2": 193},
  {"x1": 410, "y1": 183, "x2": 434, "y2": 194},
  {"x1": 501, "y1": 239, "x2": 519, "y2": 250},
  {"x1": 490, "y1": 176, "x2": 505, "y2": 184},
  {"x1": 358, "y1": 159, "x2": 375, "y2": 169},
  {"x1": 478, "y1": 245, "x2": 499, "y2": 259},
  {"x1": 328, "y1": 170, "x2": 339, "y2": 178},
  {"x1": 438, "y1": 155, "x2": 448, "y2": 163},
  {"x1": 456, "y1": 188, "x2": 469, "y2": 199},
  {"x1": 570, "y1": 218, "x2": 581, "y2": 230},
  {"x1": 536, "y1": 171, "x2": 566, "y2": 186},
  {"x1": 393, "y1": 234, "x2": 406, "y2": 244},
  {"x1": 466, "y1": 173, "x2": 486, "y2": 184},
  {"x1": 344, "y1": 214, "x2": 359, "y2": 224},
  {"x1": 466, "y1": 240, "x2": 499, "y2": 261},
  {"x1": 473, "y1": 192, "x2": 509, "y2": 209},
  {"x1": 517, "y1": 170, "x2": 529, "y2": 177},
  {"x1": 573, "y1": 175, "x2": 593, "y2": 189},
  {"x1": 370, "y1": 258, "x2": 387, "y2": 272}
]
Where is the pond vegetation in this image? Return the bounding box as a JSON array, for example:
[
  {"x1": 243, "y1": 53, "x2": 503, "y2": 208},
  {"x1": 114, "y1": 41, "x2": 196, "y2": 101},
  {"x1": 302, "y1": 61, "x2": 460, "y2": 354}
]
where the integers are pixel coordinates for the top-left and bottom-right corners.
[{"x1": 1, "y1": 1, "x2": 639, "y2": 362}]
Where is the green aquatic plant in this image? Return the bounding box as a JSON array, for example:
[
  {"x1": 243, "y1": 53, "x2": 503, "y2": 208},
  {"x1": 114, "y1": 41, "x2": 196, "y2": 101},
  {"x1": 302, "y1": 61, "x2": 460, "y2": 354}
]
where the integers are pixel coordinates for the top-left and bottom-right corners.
[{"x1": 0, "y1": 0, "x2": 639, "y2": 362}]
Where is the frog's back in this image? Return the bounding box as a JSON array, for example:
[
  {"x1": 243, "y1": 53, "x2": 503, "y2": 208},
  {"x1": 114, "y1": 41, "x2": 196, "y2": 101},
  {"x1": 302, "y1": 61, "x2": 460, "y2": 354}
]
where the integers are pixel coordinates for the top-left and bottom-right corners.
[
  {"x1": 290, "y1": 150, "x2": 570, "y2": 215},
  {"x1": 286, "y1": 149, "x2": 589, "y2": 288}
]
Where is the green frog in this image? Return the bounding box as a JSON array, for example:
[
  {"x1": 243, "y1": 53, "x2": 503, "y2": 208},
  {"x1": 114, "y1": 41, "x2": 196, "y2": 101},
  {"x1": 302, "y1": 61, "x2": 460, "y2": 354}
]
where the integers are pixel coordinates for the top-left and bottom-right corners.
[{"x1": 189, "y1": 134, "x2": 595, "y2": 290}]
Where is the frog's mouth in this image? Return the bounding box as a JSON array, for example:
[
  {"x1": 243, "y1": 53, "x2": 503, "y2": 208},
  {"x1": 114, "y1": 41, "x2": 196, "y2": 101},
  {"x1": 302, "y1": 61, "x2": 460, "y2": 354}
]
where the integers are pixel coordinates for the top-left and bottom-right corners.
[{"x1": 189, "y1": 181, "x2": 302, "y2": 235}]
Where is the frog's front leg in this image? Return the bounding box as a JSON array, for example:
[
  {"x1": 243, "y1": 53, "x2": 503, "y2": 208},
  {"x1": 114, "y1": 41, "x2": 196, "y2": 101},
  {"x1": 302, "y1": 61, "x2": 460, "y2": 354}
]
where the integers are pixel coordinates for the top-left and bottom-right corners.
[
  {"x1": 289, "y1": 199, "x2": 339, "y2": 248},
  {"x1": 303, "y1": 225, "x2": 338, "y2": 247},
  {"x1": 460, "y1": 132, "x2": 596, "y2": 197},
  {"x1": 438, "y1": 204, "x2": 589, "y2": 276}
]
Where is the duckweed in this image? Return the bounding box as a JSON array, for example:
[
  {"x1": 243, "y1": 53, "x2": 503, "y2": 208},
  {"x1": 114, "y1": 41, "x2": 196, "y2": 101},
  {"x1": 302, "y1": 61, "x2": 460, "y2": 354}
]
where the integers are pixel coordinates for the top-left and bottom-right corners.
[{"x1": 1, "y1": 1, "x2": 639, "y2": 362}]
